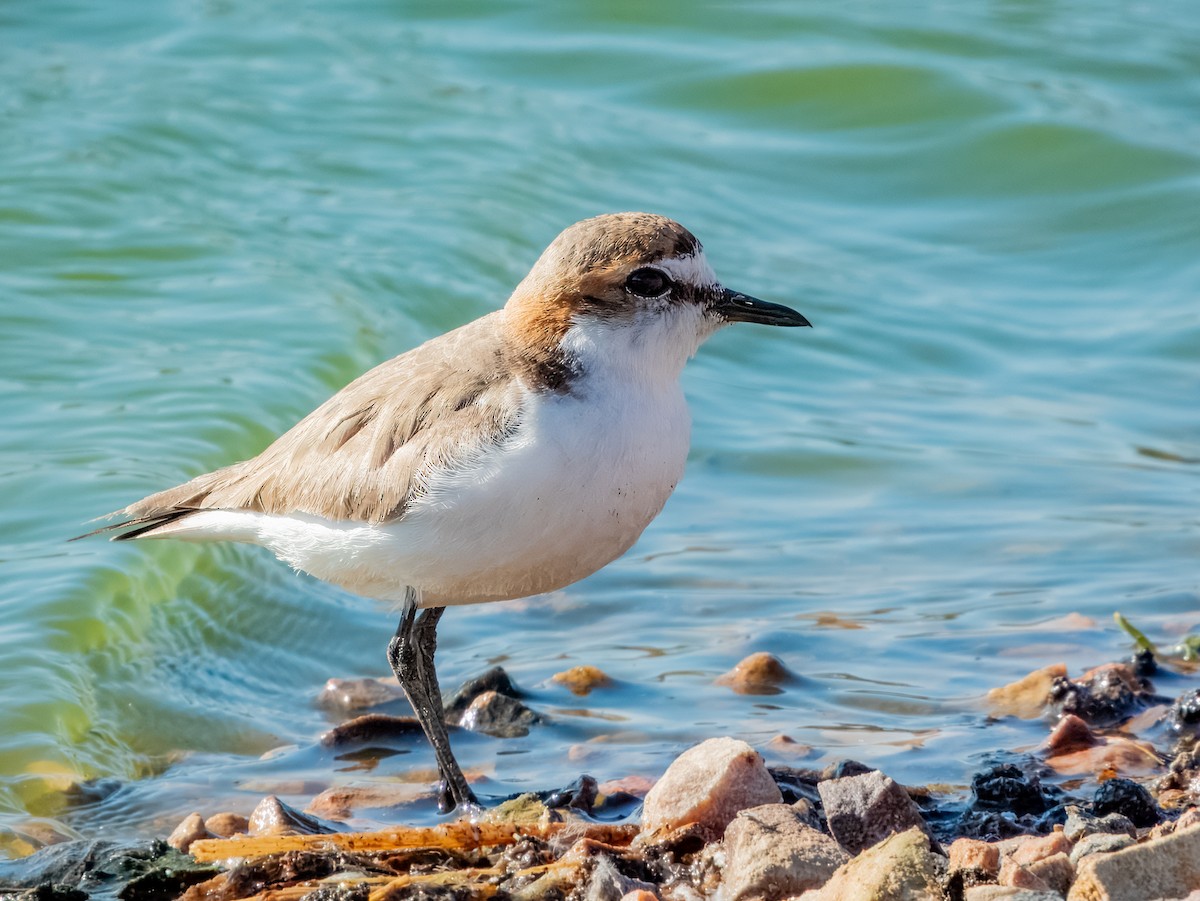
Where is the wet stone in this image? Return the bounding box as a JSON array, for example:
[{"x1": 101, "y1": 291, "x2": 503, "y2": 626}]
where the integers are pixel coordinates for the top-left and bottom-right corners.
[
  {"x1": 1092, "y1": 777, "x2": 1158, "y2": 828},
  {"x1": 0, "y1": 840, "x2": 217, "y2": 900},
  {"x1": 1048, "y1": 662, "x2": 1157, "y2": 728},
  {"x1": 541, "y1": 774, "x2": 599, "y2": 813},
  {"x1": 972, "y1": 764, "x2": 1052, "y2": 816},
  {"x1": 316, "y1": 677, "x2": 407, "y2": 712},
  {"x1": 987, "y1": 664, "x2": 1068, "y2": 719},
  {"x1": 444, "y1": 666, "x2": 522, "y2": 719},
  {"x1": 204, "y1": 811, "x2": 250, "y2": 837},
  {"x1": 166, "y1": 812, "x2": 212, "y2": 853},
  {"x1": 714, "y1": 652, "x2": 793, "y2": 695},
  {"x1": 249, "y1": 795, "x2": 341, "y2": 837},
  {"x1": 551, "y1": 665, "x2": 613, "y2": 696},
  {"x1": 1169, "y1": 688, "x2": 1200, "y2": 735},
  {"x1": 458, "y1": 690, "x2": 543, "y2": 738},
  {"x1": 319, "y1": 713, "x2": 424, "y2": 748}
]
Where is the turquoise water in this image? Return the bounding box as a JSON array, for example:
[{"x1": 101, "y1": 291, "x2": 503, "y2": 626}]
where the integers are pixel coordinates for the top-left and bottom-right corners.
[{"x1": 1, "y1": 1, "x2": 1198, "y2": 849}]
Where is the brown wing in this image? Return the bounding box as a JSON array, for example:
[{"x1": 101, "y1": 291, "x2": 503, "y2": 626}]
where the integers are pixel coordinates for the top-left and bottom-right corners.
[{"x1": 91, "y1": 311, "x2": 527, "y2": 538}]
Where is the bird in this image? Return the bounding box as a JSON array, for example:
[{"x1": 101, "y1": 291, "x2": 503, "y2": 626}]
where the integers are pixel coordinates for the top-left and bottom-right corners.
[{"x1": 79, "y1": 212, "x2": 811, "y2": 813}]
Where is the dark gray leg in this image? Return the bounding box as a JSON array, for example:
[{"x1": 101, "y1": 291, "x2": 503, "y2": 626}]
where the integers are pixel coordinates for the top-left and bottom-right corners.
[{"x1": 387, "y1": 589, "x2": 480, "y2": 813}]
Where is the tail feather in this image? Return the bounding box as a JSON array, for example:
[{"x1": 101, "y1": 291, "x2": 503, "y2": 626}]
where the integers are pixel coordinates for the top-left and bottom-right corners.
[{"x1": 71, "y1": 509, "x2": 197, "y2": 542}]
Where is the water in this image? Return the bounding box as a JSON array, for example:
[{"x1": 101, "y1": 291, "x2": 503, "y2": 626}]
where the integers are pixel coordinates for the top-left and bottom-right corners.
[{"x1": 1, "y1": 1, "x2": 1197, "y2": 851}]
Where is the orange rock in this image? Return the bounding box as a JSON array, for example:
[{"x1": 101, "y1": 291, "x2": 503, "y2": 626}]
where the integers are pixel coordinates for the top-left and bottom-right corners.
[
  {"x1": 949, "y1": 837, "x2": 1000, "y2": 875},
  {"x1": 620, "y1": 891, "x2": 659, "y2": 901},
  {"x1": 307, "y1": 782, "x2": 427, "y2": 819},
  {"x1": 1027, "y1": 852, "x2": 1074, "y2": 896},
  {"x1": 998, "y1": 856, "x2": 1050, "y2": 891},
  {"x1": 766, "y1": 734, "x2": 815, "y2": 758},
  {"x1": 715, "y1": 653, "x2": 793, "y2": 695},
  {"x1": 986, "y1": 663, "x2": 1067, "y2": 719},
  {"x1": 1046, "y1": 734, "x2": 1160, "y2": 777},
  {"x1": 1045, "y1": 714, "x2": 1099, "y2": 754},
  {"x1": 599, "y1": 775, "x2": 656, "y2": 798},
  {"x1": 551, "y1": 665, "x2": 613, "y2": 696},
  {"x1": 1010, "y1": 830, "x2": 1073, "y2": 866}
]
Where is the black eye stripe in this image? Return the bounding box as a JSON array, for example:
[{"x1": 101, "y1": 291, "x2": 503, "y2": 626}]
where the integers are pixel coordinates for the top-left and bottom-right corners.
[{"x1": 625, "y1": 267, "x2": 672, "y2": 298}]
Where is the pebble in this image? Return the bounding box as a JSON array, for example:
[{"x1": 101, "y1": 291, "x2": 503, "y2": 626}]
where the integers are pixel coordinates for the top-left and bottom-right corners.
[
  {"x1": 971, "y1": 764, "x2": 1051, "y2": 816},
  {"x1": 949, "y1": 838, "x2": 1000, "y2": 876},
  {"x1": 966, "y1": 888, "x2": 1065, "y2": 900},
  {"x1": 1062, "y1": 805, "x2": 1135, "y2": 842},
  {"x1": 166, "y1": 813, "x2": 212, "y2": 853},
  {"x1": 444, "y1": 666, "x2": 523, "y2": 720},
  {"x1": 1069, "y1": 823, "x2": 1200, "y2": 900},
  {"x1": 765, "y1": 734, "x2": 815, "y2": 758},
  {"x1": 1026, "y1": 851, "x2": 1074, "y2": 896},
  {"x1": 640, "y1": 738, "x2": 782, "y2": 839},
  {"x1": 802, "y1": 827, "x2": 944, "y2": 901},
  {"x1": 714, "y1": 652, "x2": 793, "y2": 695},
  {"x1": 551, "y1": 665, "x2": 612, "y2": 695},
  {"x1": 203, "y1": 812, "x2": 249, "y2": 838},
  {"x1": 1068, "y1": 831, "x2": 1135, "y2": 865},
  {"x1": 719, "y1": 803, "x2": 849, "y2": 900},
  {"x1": 818, "y1": 769, "x2": 935, "y2": 854},
  {"x1": 585, "y1": 855, "x2": 657, "y2": 901}
]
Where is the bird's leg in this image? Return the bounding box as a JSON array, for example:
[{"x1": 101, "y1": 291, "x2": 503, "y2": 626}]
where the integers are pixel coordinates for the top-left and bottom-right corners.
[{"x1": 387, "y1": 589, "x2": 480, "y2": 814}]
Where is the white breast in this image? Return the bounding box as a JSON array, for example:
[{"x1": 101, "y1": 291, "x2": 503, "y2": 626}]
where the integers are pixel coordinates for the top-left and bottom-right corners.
[{"x1": 175, "y1": 308, "x2": 709, "y2": 607}]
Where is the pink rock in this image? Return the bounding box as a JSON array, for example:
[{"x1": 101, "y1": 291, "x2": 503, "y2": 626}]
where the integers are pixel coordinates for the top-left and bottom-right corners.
[
  {"x1": 640, "y1": 738, "x2": 782, "y2": 839},
  {"x1": 1027, "y1": 852, "x2": 1074, "y2": 896},
  {"x1": 1010, "y1": 830, "x2": 1073, "y2": 866},
  {"x1": 949, "y1": 837, "x2": 1000, "y2": 875},
  {"x1": 720, "y1": 804, "x2": 850, "y2": 900}
]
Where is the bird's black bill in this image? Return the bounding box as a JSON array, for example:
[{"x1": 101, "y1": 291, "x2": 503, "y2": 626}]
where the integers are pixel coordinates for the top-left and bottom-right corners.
[{"x1": 715, "y1": 287, "x2": 811, "y2": 327}]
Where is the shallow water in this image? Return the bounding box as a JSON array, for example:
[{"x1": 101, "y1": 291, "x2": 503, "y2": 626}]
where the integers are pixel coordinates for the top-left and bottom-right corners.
[{"x1": 1, "y1": 1, "x2": 1198, "y2": 850}]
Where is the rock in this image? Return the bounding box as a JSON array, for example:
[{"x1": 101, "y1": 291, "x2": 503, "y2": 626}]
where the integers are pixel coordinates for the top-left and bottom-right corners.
[
  {"x1": 949, "y1": 838, "x2": 1000, "y2": 876},
  {"x1": 551, "y1": 665, "x2": 613, "y2": 695},
  {"x1": 1092, "y1": 778, "x2": 1158, "y2": 828},
  {"x1": 1049, "y1": 662, "x2": 1155, "y2": 728},
  {"x1": 766, "y1": 735, "x2": 815, "y2": 759},
  {"x1": 641, "y1": 738, "x2": 782, "y2": 839},
  {"x1": 965, "y1": 888, "x2": 1064, "y2": 900},
  {"x1": 1068, "y1": 823, "x2": 1200, "y2": 900},
  {"x1": 802, "y1": 827, "x2": 944, "y2": 901},
  {"x1": 714, "y1": 653, "x2": 794, "y2": 695},
  {"x1": 1045, "y1": 715, "x2": 1099, "y2": 754},
  {"x1": 459, "y1": 690, "x2": 543, "y2": 738},
  {"x1": 307, "y1": 782, "x2": 427, "y2": 819},
  {"x1": 621, "y1": 892, "x2": 660, "y2": 901},
  {"x1": 316, "y1": 677, "x2": 407, "y2": 712},
  {"x1": 248, "y1": 795, "x2": 340, "y2": 837},
  {"x1": 818, "y1": 770, "x2": 935, "y2": 854},
  {"x1": 1062, "y1": 806, "x2": 1135, "y2": 842},
  {"x1": 542, "y1": 775, "x2": 599, "y2": 813},
  {"x1": 988, "y1": 664, "x2": 1068, "y2": 719},
  {"x1": 1069, "y1": 832, "x2": 1134, "y2": 865},
  {"x1": 821, "y1": 759, "x2": 875, "y2": 781},
  {"x1": 1009, "y1": 831, "x2": 1074, "y2": 866},
  {"x1": 1027, "y1": 852, "x2": 1074, "y2": 896},
  {"x1": 999, "y1": 856, "x2": 1052, "y2": 893},
  {"x1": 585, "y1": 855, "x2": 657, "y2": 901},
  {"x1": 1169, "y1": 688, "x2": 1200, "y2": 735},
  {"x1": 319, "y1": 714, "x2": 424, "y2": 748},
  {"x1": 0, "y1": 840, "x2": 217, "y2": 899},
  {"x1": 204, "y1": 812, "x2": 250, "y2": 838},
  {"x1": 719, "y1": 803, "x2": 849, "y2": 900},
  {"x1": 445, "y1": 666, "x2": 523, "y2": 720},
  {"x1": 972, "y1": 764, "x2": 1052, "y2": 816},
  {"x1": 1046, "y1": 734, "x2": 1160, "y2": 778},
  {"x1": 600, "y1": 775, "x2": 656, "y2": 798},
  {"x1": 166, "y1": 813, "x2": 212, "y2": 853}
]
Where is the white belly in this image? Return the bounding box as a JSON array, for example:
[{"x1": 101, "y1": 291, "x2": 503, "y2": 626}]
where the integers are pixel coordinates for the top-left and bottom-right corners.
[{"x1": 173, "y1": 381, "x2": 692, "y2": 607}]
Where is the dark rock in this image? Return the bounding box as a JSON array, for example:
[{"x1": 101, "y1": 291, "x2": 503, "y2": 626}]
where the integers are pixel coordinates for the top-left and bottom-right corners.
[
  {"x1": 0, "y1": 840, "x2": 216, "y2": 900},
  {"x1": 820, "y1": 759, "x2": 874, "y2": 781},
  {"x1": 1048, "y1": 662, "x2": 1159, "y2": 728},
  {"x1": 541, "y1": 774, "x2": 599, "y2": 813},
  {"x1": 0, "y1": 887, "x2": 87, "y2": 901},
  {"x1": 319, "y1": 713, "x2": 425, "y2": 748},
  {"x1": 457, "y1": 690, "x2": 543, "y2": 738},
  {"x1": 971, "y1": 764, "x2": 1050, "y2": 816},
  {"x1": 61, "y1": 778, "x2": 122, "y2": 809},
  {"x1": 1062, "y1": 804, "x2": 1136, "y2": 841},
  {"x1": 444, "y1": 666, "x2": 522, "y2": 719},
  {"x1": 1093, "y1": 778, "x2": 1159, "y2": 828},
  {"x1": 316, "y1": 677, "x2": 407, "y2": 713},
  {"x1": 1130, "y1": 648, "x2": 1157, "y2": 677},
  {"x1": 817, "y1": 770, "x2": 935, "y2": 854},
  {"x1": 1169, "y1": 688, "x2": 1200, "y2": 734},
  {"x1": 1070, "y1": 831, "x2": 1136, "y2": 864}
]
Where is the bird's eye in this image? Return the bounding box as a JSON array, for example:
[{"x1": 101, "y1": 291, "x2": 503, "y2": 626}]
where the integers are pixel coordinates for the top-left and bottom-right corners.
[{"x1": 625, "y1": 267, "x2": 672, "y2": 298}]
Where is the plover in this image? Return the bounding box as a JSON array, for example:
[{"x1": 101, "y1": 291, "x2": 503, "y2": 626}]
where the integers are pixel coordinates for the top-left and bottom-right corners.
[{"x1": 81, "y1": 212, "x2": 811, "y2": 812}]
